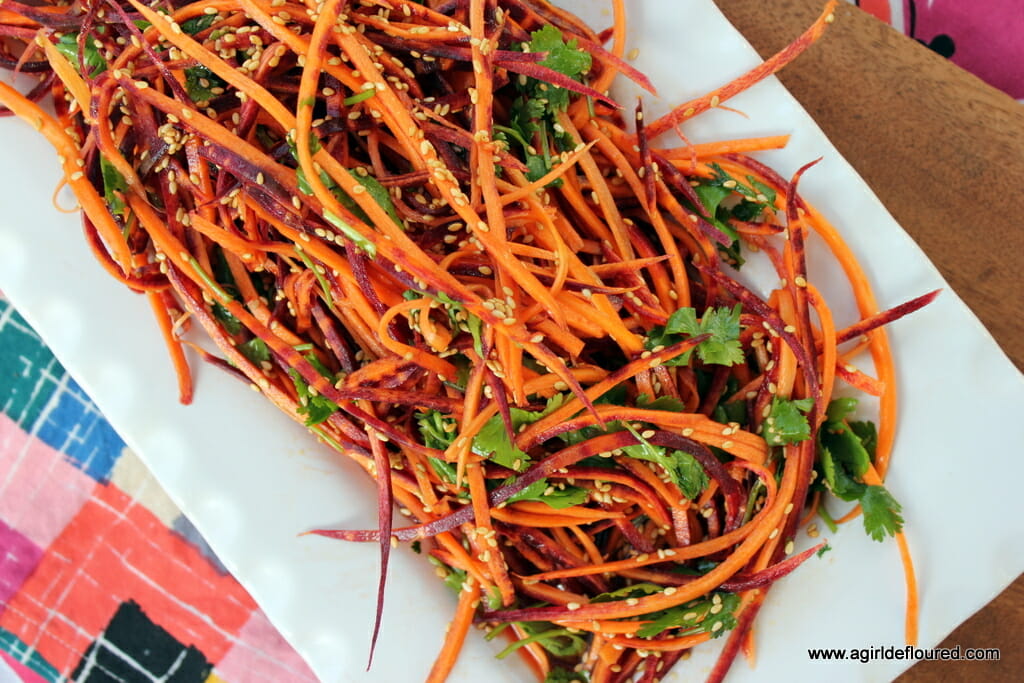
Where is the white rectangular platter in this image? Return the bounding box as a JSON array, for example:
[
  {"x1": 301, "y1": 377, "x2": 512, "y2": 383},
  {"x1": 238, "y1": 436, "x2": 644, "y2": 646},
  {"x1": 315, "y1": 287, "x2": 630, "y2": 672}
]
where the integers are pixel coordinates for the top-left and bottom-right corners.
[{"x1": 1, "y1": 1, "x2": 1022, "y2": 681}]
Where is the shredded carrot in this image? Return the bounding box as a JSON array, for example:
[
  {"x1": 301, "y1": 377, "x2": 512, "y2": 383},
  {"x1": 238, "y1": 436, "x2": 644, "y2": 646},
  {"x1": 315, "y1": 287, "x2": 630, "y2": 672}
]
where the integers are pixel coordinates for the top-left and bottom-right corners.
[{"x1": 0, "y1": 1, "x2": 928, "y2": 680}]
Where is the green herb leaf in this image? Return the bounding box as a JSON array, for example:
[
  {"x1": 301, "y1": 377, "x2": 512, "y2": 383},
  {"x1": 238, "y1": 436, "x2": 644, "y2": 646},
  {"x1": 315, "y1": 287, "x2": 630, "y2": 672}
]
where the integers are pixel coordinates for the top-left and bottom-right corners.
[
  {"x1": 497, "y1": 622, "x2": 588, "y2": 660},
  {"x1": 761, "y1": 397, "x2": 813, "y2": 446},
  {"x1": 528, "y1": 24, "x2": 592, "y2": 112},
  {"x1": 473, "y1": 395, "x2": 565, "y2": 471},
  {"x1": 507, "y1": 478, "x2": 589, "y2": 509},
  {"x1": 544, "y1": 667, "x2": 588, "y2": 683},
  {"x1": 648, "y1": 304, "x2": 744, "y2": 367},
  {"x1": 287, "y1": 369, "x2": 339, "y2": 426},
  {"x1": 99, "y1": 156, "x2": 128, "y2": 216},
  {"x1": 825, "y1": 396, "x2": 859, "y2": 422},
  {"x1": 636, "y1": 592, "x2": 739, "y2": 639},
  {"x1": 211, "y1": 303, "x2": 242, "y2": 335},
  {"x1": 184, "y1": 65, "x2": 225, "y2": 104},
  {"x1": 238, "y1": 337, "x2": 271, "y2": 365},
  {"x1": 816, "y1": 543, "x2": 832, "y2": 558},
  {"x1": 622, "y1": 425, "x2": 709, "y2": 500},
  {"x1": 861, "y1": 485, "x2": 904, "y2": 541},
  {"x1": 180, "y1": 14, "x2": 218, "y2": 35},
  {"x1": 54, "y1": 33, "x2": 107, "y2": 77},
  {"x1": 636, "y1": 394, "x2": 687, "y2": 413}
]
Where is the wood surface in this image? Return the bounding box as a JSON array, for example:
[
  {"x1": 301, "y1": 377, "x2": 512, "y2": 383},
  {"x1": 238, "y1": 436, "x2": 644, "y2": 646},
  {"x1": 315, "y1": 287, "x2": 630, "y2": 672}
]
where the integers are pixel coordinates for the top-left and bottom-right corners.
[{"x1": 713, "y1": 1, "x2": 1024, "y2": 680}]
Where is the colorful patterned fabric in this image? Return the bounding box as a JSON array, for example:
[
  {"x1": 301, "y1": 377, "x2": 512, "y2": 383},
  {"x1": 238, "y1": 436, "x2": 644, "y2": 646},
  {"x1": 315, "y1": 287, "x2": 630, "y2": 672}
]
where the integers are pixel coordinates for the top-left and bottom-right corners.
[
  {"x1": 0, "y1": 297, "x2": 316, "y2": 682},
  {"x1": 0, "y1": 3, "x2": 1020, "y2": 682},
  {"x1": 854, "y1": 0, "x2": 1024, "y2": 100}
]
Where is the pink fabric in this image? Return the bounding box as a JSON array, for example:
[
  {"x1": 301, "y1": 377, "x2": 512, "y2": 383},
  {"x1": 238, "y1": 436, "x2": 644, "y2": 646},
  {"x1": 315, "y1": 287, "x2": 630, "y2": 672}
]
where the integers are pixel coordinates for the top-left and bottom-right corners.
[{"x1": 903, "y1": 0, "x2": 1024, "y2": 99}]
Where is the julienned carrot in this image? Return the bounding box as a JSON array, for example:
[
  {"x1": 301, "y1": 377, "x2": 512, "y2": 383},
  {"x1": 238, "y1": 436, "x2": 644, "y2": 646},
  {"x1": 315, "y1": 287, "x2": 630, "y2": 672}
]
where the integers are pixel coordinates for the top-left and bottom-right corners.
[
  {"x1": 0, "y1": 1, "x2": 930, "y2": 681},
  {"x1": 426, "y1": 579, "x2": 480, "y2": 683}
]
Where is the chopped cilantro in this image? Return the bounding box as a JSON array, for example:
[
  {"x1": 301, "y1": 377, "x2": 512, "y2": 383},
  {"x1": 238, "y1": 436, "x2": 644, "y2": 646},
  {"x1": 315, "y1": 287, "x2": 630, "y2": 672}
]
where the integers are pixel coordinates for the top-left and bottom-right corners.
[
  {"x1": 506, "y1": 478, "x2": 589, "y2": 509},
  {"x1": 238, "y1": 337, "x2": 271, "y2": 365},
  {"x1": 211, "y1": 303, "x2": 243, "y2": 335},
  {"x1": 636, "y1": 394, "x2": 686, "y2": 413},
  {"x1": 54, "y1": 33, "x2": 107, "y2": 78},
  {"x1": 825, "y1": 396, "x2": 859, "y2": 422},
  {"x1": 495, "y1": 26, "x2": 591, "y2": 184},
  {"x1": 815, "y1": 398, "x2": 904, "y2": 541},
  {"x1": 760, "y1": 397, "x2": 813, "y2": 446},
  {"x1": 416, "y1": 410, "x2": 457, "y2": 450},
  {"x1": 497, "y1": 622, "x2": 588, "y2": 660},
  {"x1": 184, "y1": 65, "x2": 225, "y2": 104},
  {"x1": 528, "y1": 24, "x2": 592, "y2": 111},
  {"x1": 472, "y1": 395, "x2": 565, "y2": 471},
  {"x1": 99, "y1": 156, "x2": 128, "y2": 216},
  {"x1": 861, "y1": 485, "x2": 904, "y2": 541},
  {"x1": 180, "y1": 14, "x2": 218, "y2": 35},
  {"x1": 287, "y1": 369, "x2": 339, "y2": 426},
  {"x1": 646, "y1": 304, "x2": 744, "y2": 367},
  {"x1": 816, "y1": 543, "x2": 832, "y2": 558},
  {"x1": 622, "y1": 424, "x2": 709, "y2": 500},
  {"x1": 636, "y1": 592, "x2": 739, "y2": 638},
  {"x1": 544, "y1": 668, "x2": 588, "y2": 683}
]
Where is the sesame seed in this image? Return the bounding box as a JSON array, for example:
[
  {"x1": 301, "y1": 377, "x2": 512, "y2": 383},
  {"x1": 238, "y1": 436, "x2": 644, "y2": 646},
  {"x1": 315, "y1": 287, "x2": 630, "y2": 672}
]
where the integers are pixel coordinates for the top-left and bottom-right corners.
[
  {"x1": 663, "y1": 587, "x2": 677, "y2": 596},
  {"x1": 566, "y1": 602, "x2": 581, "y2": 611}
]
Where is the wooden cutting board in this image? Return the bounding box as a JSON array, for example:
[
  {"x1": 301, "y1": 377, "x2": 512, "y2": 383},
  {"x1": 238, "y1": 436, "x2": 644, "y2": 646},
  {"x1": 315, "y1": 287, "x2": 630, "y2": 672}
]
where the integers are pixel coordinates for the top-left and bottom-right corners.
[{"x1": 714, "y1": 1, "x2": 1024, "y2": 680}]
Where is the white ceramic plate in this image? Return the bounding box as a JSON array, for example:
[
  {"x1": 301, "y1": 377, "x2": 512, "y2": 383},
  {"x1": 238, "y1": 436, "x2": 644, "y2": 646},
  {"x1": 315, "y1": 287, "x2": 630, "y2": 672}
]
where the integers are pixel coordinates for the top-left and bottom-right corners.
[{"x1": 2, "y1": 1, "x2": 1022, "y2": 681}]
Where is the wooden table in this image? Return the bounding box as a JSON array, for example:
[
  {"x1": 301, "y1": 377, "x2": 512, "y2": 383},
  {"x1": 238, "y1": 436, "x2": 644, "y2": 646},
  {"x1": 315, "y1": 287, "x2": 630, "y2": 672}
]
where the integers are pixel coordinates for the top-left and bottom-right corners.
[{"x1": 714, "y1": 1, "x2": 1024, "y2": 680}]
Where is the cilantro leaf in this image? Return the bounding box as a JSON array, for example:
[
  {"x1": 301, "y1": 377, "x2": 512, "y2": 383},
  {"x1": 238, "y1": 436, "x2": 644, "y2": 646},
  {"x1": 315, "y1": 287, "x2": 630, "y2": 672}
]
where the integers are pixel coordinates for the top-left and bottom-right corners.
[
  {"x1": 54, "y1": 33, "x2": 107, "y2": 78},
  {"x1": 761, "y1": 397, "x2": 813, "y2": 446},
  {"x1": 818, "y1": 445, "x2": 865, "y2": 502},
  {"x1": 507, "y1": 478, "x2": 590, "y2": 509},
  {"x1": 817, "y1": 543, "x2": 832, "y2": 558},
  {"x1": 212, "y1": 303, "x2": 243, "y2": 335},
  {"x1": 528, "y1": 24, "x2": 592, "y2": 112},
  {"x1": 544, "y1": 668, "x2": 588, "y2": 683},
  {"x1": 649, "y1": 304, "x2": 744, "y2": 367},
  {"x1": 99, "y1": 156, "x2": 128, "y2": 216},
  {"x1": 636, "y1": 394, "x2": 686, "y2": 413},
  {"x1": 288, "y1": 369, "x2": 338, "y2": 426},
  {"x1": 532, "y1": 25, "x2": 591, "y2": 80},
  {"x1": 238, "y1": 337, "x2": 271, "y2": 365},
  {"x1": 815, "y1": 399, "x2": 903, "y2": 541},
  {"x1": 473, "y1": 395, "x2": 565, "y2": 471},
  {"x1": 849, "y1": 420, "x2": 878, "y2": 460},
  {"x1": 498, "y1": 622, "x2": 588, "y2": 660},
  {"x1": 861, "y1": 485, "x2": 904, "y2": 541},
  {"x1": 180, "y1": 14, "x2": 218, "y2": 35},
  {"x1": 184, "y1": 65, "x2": 225, "y2": 104},
  {"x1": 825, "y1": 396, "x2": 859, "y2": 422},
  {"x1": 591, "y1": 583, "x2": 664, "y2": 603},
  {"x1": 636, "y1": 592, "x2": 739, "y2": 639},
  {"x1": 622, "y1": 425, "x2": 709, "y2": 500}
]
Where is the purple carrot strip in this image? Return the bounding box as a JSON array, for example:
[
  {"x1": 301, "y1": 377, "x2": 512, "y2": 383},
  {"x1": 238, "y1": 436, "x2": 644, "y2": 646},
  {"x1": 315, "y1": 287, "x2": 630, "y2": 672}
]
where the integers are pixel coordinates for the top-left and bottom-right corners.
[
  {"x1": 833, "y1": 289, "x2": 941, "y2": 345},
  {"x1": 501, "y1": 60, "x2": 619, "y2": 108},
  {"x1": 307, "y1": 430, "x2": 643, "y2": 542}
]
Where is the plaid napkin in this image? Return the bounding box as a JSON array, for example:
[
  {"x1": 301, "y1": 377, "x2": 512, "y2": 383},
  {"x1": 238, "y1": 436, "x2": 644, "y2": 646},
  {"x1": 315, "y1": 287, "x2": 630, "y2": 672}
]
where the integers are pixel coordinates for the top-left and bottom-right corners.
[{"x1": 0, "y1": 2, "x2": 1019, "y2": 682}]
